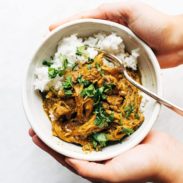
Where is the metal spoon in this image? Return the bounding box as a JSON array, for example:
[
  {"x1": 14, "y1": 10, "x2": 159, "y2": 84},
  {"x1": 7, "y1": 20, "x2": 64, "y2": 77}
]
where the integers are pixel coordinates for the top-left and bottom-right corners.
[{"x1": 100, "y1": 50, "x2": 183, "y2": 116}]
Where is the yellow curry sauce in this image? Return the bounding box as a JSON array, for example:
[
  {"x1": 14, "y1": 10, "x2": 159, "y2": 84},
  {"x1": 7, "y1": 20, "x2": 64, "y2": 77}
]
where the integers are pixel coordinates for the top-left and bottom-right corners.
[{"x1": 41, "y1": 53, "x2": 144, "y2": 151}]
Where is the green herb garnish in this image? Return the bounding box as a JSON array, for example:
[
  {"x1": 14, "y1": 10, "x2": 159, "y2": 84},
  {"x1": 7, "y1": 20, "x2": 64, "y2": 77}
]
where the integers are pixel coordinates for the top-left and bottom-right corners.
[
  {"x1": 120, "y1": 112, "x2": 123, "y2": 125},
  {"x1": 48, "y1": 68, "x2": 58, "y2": 79},
  {"x1": 94, "y1": 103, "x2": 114, "y2": 128},
  {"x1": 76, "y1": 45, "x2": 86, "y2": 56},
  {"x1": 64, "y1": 89, "x2": 73, "y2": 96},
  {"x1": 92, "y1": 132, "x2": 108, "y2": 148},
  {"x1": 88, "y1": 57, "x2": 94, "y2": 63},
  {"x1": 135, "y1": 112, "x2": 140, "y2": 119},
  {"x1": 43, "y1": 60, "x2": 53, "y2": 67},
  {"x1": 80, "y1": 84, "x2": 96, "y2": 97},
  {"x1": 95, "y1": 63, "x2": 104, "y2": 76},
  {"x1": 63, "y1": 76, "x2": 73, "y2": 89},
  {"x1": 59, "y1": 55, "x2": 68, "y2": 69},
  {"x1": 71, "y1": 63, "x2": 78, "y2": 71},
  {"x1": 121, "y1": 127, "x2": 134, "y2": 136},
  {"x1": 124, "y1": 104, "x2": 134, "y2": 119},
  {"x1": 77, "y1": 75, "x2": 90, "y2": 87},
  {"x1": 103, "y1": 83, "x2": 116, "y2": 93},
  {"x1": 93, "y1": 83, "x2": 115, "y2": 105}
]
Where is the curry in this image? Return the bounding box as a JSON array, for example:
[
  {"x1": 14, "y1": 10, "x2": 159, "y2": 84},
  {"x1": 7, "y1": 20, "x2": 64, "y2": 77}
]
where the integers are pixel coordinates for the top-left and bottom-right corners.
[{"x1": 40, "y1": 53, "x2": 144, "y2": 151}]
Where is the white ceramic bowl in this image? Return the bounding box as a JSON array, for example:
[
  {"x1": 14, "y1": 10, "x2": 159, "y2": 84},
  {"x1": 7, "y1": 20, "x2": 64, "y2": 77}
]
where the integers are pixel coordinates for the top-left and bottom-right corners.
[{"x1": 23, "y1": 19, "x2": 162, "y2": 161}]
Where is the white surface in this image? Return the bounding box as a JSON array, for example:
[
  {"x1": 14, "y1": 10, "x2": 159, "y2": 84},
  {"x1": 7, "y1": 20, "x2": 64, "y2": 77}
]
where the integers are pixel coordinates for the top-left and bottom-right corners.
[{"x1": 0, "y1": 0, "x2": 183, "y2": 182}]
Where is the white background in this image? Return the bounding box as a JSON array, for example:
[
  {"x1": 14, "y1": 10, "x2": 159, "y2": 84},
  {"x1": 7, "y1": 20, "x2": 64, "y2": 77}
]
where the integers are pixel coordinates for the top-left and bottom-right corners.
[{"x1": 0, "y1": 0, "x2": 183, "y2": 182}]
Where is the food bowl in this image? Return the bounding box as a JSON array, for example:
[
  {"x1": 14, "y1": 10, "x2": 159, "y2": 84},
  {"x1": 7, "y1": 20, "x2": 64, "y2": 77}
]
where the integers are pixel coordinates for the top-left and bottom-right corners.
[{"x1": 23, "y1": 19, "x2": 162, "y2": 161}]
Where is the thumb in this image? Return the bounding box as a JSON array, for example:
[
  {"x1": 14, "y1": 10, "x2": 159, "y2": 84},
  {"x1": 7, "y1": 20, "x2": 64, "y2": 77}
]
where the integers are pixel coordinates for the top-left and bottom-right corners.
[{"x1": 65, "y1": 158, "x2": 111, "y2": 181}]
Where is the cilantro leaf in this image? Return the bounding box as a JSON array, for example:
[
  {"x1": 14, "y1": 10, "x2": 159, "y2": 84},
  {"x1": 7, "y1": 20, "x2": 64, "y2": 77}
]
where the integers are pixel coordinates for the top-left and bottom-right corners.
[
  {"x1": 95, "y1": 63, "x2": 104, "y2": 76},
  {"x1": 135, "y1": 112, "x2": 140, "y2": 119},
  {"x1": 121, "y1": 127, "x2": 134, "y2": 136},
  {"x1": 77, "y1": 75, "x2": 90, "y2": 87},
  {"x1": 42, "y1": 60, "x2": 53, "y2": 67},
  {"x1": 59, "y1": 55, "x2": 68, "y2": 69},
  {"x1": 87, "y1": 57, "x2": 94, "y2": 63},
  {"x1": 103, "y1": 83, "x2": 116, "y2": 93},
  {"x1": 92, "y1": 132, "x2": 108, "y2": 148},
  {"x1": 93, "y1": 83, "x2": 115, "y2": 105},
  {"x1": 71, "y1": 63, "x2": 78, "y2": 71},
  {"x1": 81, "y1": 84, "x2": 96, "y2": 97},
  {"x1": 124, "y1": 104, "x2": 134, "y2": 119},
  {"x1": 48, "y1": 68, "x2": 58, "y2": 79},
  {"x1": 64, "y1": 89, "x2": 73, "y2": 96},
  {"x1": 94, "y1": 103, "x2": 114, "y2": 128},
  {"x1": 76, "y1": 45, "x2": 86, "y2": 56},
  {"x1": 63, "y1": 76, "x2": 72, "y2": 89}
]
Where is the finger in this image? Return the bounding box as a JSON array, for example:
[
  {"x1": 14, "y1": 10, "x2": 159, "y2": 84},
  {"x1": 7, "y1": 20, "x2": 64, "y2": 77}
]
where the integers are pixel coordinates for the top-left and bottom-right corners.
[
  {"x1": 32, "y1": 135, "x2": 65, "y2": 162},
  {"x1": 29, "y1": 128, "x2": 35, "y2": 137},
  {"x1": 49, "y1": 1, "x2": 132, "y2": 31},
  {"x1": 32, "y1": 135, "x2": 76, "y2": 174},
  {"x1": 49, "y1": 8, "x2": 107, "y2": 31},
  {"x1": 157, "y1": 50, "x2": 183, "y2": 68},
  {"x1": 65, "y1": 158, "x2": 111, "y2": 181}
]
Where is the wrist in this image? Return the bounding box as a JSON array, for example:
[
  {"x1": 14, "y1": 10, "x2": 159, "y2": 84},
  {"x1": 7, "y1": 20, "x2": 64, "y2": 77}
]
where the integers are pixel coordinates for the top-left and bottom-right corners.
[{"x1": 155, "y1": 147, "x2": 183, "y2": 183}]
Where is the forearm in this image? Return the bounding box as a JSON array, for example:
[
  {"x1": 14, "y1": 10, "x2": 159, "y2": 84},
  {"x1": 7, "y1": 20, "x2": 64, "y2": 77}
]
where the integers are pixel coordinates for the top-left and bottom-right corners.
[{"x1": 155, "y1": 139, "x2": 183, "y2": 183}]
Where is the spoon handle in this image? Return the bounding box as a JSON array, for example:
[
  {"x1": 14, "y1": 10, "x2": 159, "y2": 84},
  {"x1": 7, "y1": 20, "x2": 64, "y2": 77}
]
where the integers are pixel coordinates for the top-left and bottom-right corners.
[{"x1": 124, "y1": 70, "x2": 183, "y2": 116}]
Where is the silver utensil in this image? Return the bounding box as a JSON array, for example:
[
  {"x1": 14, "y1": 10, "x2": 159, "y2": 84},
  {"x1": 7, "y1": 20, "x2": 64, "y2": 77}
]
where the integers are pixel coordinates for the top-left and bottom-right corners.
[{"x1": 101, "y1": 50, "x2": 183, "y2": 116}]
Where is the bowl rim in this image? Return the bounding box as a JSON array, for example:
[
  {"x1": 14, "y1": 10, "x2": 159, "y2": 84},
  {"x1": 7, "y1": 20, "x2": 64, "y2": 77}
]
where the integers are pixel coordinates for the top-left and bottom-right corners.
[{"x1": 22, "y1": 18, "x2": 162, "y2": 161}]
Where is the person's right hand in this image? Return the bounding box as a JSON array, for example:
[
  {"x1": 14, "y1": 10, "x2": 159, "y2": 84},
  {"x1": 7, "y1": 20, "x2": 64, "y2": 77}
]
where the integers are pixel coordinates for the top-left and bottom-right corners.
[
  {"x1": 49, "y1": 0, "x2": 183, "y2": 68},
  {"x1": 29, "y1": 129, "x2": 183, "y2": 183}
]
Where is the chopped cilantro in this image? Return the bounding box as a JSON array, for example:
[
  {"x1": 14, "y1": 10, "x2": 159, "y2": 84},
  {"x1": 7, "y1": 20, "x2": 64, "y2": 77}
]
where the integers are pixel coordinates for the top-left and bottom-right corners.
[
  {"x1": 77, "y1": 75, "x2": 90, "y2": 87},
  {"x1": 120, "y1": 112, "x2": 123, "y2": 125},
  {"x1": 64, "y1": 90, "x2": 73, "y2": 96},
  {"x1": 121, "y1": 127, "x2": 134, "y2": 136},
  {"x1": 103, "y1": 83, "x2": 116, "y2": 93},
  {"x1": 59, "y1": 55, "x2": 68, "y2": 69},
  {"x1": 87, "y1": 57, "x2": 94, "y2": 63},
  {"x1": 124, "y1": 104, "x2": 134, "y2": 119},
  {"x1": 42, "y1": 60, "x2": 53, "y2": 67},
  {"x1": 47, "y1": 55, "x2": 69, "y2": 79},
  {"x1": 80, "y1": 84, "x2": 96, "y2": 97},
  {"x1": 63, "y1": 76, "x2": 72, "y2": 89},
  {"x1": 93, "y1": 86, "x2": 106, "y2": 105},
  {"x1": 92, "y1": 132, "x2": 108, "y2": 148},
  {"x1": 94, "y1": 103, "x2": 114, "y2": 128},
  {"x1": 95, "y1": 63, "x2": 104, "y2": 76},
  {"x1": 48, "y1": 68, "x2": 58, "y2": 79},
  {"x1": 92, "y1": 139, "x2": 98, "y2": 149},
  {"x1": 80, "y1": 82, "x2": 115, "y2": 105},
  {"x1": 58, "y1": 69, "x2": 65, "y2": 77},
  {"x1": 71, "y1": 63, "x2": 78, "y2": 71},
  {"x1": 135, "y1": 112, "x2": 140, "y2": 119},
  {"x1": 93, "y1": 83, "x2": 115, "y2": 105},
  {"x1": 76, "y1": 45, "x2": 86, "y2": 56}
]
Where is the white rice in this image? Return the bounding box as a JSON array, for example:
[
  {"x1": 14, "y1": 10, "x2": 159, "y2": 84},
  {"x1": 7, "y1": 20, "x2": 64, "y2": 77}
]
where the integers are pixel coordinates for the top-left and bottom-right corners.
[{"x1": 34, "y1": 33, "x2": 139, "y2": 92}]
